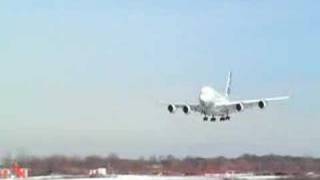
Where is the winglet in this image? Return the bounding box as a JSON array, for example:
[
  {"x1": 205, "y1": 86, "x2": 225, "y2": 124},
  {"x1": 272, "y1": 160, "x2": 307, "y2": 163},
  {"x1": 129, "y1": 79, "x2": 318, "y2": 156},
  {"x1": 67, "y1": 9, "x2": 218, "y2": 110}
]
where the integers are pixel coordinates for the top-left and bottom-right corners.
[{"x1": 225, "y1": 71, "x2": 232, "y2": 97}]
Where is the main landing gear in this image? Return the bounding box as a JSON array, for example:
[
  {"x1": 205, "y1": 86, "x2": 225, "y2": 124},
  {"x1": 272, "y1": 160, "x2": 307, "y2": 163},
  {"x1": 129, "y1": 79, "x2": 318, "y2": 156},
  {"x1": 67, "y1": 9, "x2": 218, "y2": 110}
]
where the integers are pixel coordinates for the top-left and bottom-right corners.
[
  {"x1": 203, "y1": 115, "x2": 230, "y2": 122},
  {"x1": 203, "y1": 116, "x2": 216, "y2": 122},
  {"x1": 220, "y1": 116, "x2": 230, "y2": 121}
]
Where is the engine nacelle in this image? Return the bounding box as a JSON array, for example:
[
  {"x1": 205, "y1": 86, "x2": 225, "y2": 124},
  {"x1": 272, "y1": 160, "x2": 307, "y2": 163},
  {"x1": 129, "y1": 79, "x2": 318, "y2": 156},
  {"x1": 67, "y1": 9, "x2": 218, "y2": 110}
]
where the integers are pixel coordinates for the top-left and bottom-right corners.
[
  {"x1": 258, "y1": 100, "x2": 267, "y2": 109},
  {"x1": 167, "y1": 104, "x2": 176, "y2": 113},
  {"x1": 182, "y1": 105, "x2": 191, "y2": 114},
  {"x1": 235, "y1": 103, "x2": 244, "y2": 112}
]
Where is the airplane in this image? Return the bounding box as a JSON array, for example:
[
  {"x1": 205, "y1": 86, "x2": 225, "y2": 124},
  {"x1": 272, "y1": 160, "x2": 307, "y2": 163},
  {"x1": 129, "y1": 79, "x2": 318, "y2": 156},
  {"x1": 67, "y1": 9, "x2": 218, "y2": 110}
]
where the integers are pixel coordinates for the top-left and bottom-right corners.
[{"x1": 165, "y1": 72, "x2": 289, "y2": 122}]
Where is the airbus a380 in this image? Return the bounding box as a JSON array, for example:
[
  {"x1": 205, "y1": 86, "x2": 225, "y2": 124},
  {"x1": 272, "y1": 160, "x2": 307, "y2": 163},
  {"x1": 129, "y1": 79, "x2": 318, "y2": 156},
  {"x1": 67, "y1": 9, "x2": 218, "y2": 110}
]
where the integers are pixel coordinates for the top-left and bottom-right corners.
[{"x1": 166, "y1": 72, "x2": 289, "y2": 121}]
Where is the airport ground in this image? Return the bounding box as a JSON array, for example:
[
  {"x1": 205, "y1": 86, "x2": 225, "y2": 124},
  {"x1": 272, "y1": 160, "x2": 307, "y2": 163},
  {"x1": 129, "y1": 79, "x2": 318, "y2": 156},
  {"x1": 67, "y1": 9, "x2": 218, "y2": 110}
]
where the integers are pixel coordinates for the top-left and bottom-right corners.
[
  {"x1": 2, "y1": 154, "x2": 320, "y2": 179},
  {"x1": 26, "y1": 174, "x2": 320, "y2": 180}
]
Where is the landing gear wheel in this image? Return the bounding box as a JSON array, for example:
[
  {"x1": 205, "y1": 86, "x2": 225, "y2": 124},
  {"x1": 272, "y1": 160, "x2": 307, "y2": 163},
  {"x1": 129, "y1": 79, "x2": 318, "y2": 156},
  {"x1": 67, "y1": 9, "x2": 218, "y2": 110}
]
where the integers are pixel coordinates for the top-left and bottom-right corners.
[
  {"x1": 220, "y1": 117, "x2": 225, "y2": 121},
  {"x1": 210, "y1": 117, "x2": 216, "y2": 122},
  {"x1": 203, "y1": 117, "x2": 208, "y2": 121},
  {"x1": 226, "y1": 116, "x2": 230, "y2": 120}
]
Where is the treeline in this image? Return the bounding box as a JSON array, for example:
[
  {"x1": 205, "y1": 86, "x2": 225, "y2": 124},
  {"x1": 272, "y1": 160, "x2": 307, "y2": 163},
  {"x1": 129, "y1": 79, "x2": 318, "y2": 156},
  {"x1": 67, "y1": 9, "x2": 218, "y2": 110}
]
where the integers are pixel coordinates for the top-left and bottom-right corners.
[{"x1": 2, "y1": 154, "x2": 320, "y2": 176}]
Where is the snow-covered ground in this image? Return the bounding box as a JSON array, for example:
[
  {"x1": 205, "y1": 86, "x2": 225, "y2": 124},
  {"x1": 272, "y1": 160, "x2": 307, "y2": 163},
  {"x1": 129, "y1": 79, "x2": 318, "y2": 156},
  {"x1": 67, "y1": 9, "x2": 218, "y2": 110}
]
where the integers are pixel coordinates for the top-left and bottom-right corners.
[
  {"x1": 28, "y1": 175, "x2": 216, "y2": 180},
  {"x1": 27, "y1": 174, "x2": 291, "y2": 180}
]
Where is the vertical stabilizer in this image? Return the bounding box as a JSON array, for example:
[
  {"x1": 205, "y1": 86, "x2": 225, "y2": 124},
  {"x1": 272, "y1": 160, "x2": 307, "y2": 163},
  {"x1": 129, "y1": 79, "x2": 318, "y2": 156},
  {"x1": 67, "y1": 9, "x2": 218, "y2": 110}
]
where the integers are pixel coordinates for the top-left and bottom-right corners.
[{"x1": 225, "y1": 71, "x2": 232, "y2": 97}]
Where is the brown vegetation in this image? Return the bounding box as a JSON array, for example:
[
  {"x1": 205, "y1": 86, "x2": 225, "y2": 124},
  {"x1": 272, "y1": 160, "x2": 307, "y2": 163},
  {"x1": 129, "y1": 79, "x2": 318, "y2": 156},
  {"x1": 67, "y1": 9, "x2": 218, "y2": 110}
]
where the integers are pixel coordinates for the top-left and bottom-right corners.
[{"x1": 2, "y1": 154, "x2": 320, "y2": 176}]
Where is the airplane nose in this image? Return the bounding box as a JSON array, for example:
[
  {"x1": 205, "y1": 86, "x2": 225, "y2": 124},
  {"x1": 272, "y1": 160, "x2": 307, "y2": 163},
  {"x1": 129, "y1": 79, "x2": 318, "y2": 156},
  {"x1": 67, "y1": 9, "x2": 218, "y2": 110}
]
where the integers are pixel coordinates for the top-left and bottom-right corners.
[
  {"x1": 200, "y1": 94, "x2": 209, "y2": 105},
  {"x1": 200, "y1": 93, "x2": 214, "y2": 107},
  {"x1": 200, "y1": 94, "x2": 206, "y2": 102}
]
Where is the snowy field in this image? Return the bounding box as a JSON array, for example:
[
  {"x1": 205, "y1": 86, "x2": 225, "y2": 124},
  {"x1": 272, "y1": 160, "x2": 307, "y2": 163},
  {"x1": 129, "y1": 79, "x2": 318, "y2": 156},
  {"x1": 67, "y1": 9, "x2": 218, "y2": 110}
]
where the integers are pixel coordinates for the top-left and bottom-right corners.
[
  {"x1": 29, "y1": 175, "x2": 217, "y2": 180},
  {"x1": 28, "y1": 174, "x2": 291, "y2": 180},
  {"x1": 112, "y1": 175, "x2": 215, "y2": 180}
]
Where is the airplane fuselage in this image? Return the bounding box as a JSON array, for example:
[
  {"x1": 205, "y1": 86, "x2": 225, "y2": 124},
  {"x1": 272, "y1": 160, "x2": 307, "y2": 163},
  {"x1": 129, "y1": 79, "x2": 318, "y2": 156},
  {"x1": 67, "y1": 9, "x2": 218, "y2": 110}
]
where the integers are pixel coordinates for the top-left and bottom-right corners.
[{"x1": 199, "y1": 86, "x2": 229, "y2": 116}]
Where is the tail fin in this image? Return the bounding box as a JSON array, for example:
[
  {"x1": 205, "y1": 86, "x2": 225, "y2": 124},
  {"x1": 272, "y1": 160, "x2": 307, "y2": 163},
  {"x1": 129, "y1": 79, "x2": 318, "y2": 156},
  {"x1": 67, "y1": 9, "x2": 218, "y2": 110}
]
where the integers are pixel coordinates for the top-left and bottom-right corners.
[{"x1": 225, "y1": 71, "x2": 232, "y2": 97}]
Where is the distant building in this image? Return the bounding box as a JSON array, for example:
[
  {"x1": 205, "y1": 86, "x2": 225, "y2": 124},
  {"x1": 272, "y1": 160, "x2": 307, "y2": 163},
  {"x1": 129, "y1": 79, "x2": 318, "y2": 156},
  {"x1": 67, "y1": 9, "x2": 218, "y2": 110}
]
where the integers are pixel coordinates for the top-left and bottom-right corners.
[
  {"x1": 89, "y1": 168, "x2": 107, "y2": 177},
  {"x1": 0, "y1": 167, "x2": 28, "y2": 178},
  {"x1": 0, "y1": 161, "x2": 29, "y2": 178}
]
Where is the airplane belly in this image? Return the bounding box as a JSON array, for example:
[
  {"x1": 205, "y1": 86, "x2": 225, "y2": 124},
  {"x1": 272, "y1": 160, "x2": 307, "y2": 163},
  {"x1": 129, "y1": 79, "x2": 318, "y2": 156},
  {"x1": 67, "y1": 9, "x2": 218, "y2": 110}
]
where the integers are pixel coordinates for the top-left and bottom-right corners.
[
  {"x1": 209, "y1": 106, "x2": 228, "y2": 116},
  {"x1": 202, "y1": 105, "x2": 219, "y2": 115}
]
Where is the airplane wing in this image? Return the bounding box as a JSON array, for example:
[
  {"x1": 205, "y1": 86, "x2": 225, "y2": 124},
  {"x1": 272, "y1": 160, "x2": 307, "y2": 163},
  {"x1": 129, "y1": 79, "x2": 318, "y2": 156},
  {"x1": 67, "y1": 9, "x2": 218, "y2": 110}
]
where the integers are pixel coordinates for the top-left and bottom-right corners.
[
  {"x1": 215, "y1": 96, "x2": 290, "y2": 114},
  {"x1": 161, "y1": 102, "x2": 201, "y2": 114},
  {"x1": 176, "y1": 103, "x2": 201, "y2": 112}
]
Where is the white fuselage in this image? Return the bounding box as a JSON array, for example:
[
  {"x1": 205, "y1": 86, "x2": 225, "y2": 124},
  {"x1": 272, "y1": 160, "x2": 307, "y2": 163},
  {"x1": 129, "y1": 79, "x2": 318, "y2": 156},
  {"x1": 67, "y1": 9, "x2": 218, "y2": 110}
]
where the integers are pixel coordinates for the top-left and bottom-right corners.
[{"x1": 199, "y1": 86, "x2": 228, "y2": 115}]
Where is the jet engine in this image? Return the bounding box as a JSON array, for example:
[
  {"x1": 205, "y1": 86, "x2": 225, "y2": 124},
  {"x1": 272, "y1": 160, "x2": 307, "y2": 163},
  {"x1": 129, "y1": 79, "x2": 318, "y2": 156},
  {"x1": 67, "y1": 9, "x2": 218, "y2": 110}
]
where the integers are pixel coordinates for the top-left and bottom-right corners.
[
  {"x1": 258, "y1": 100, "x2": 267, "y2": 109},
  {"x1": 167, "y1": 104, "x2": 176, "y2": 113},
  {"x1": 235, "y1": 103, "x2": 244, "y2": 112},
  {"x1": 182, "y1": 105, "x2": 191, "y2": 114}
]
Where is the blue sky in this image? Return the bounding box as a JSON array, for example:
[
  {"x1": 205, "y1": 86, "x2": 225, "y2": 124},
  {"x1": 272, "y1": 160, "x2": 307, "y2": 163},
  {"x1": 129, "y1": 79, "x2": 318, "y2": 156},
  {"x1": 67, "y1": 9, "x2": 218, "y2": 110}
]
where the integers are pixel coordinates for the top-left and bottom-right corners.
[{"x1": 0, "y1": 0, "x2": 319, "y2": 158}]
